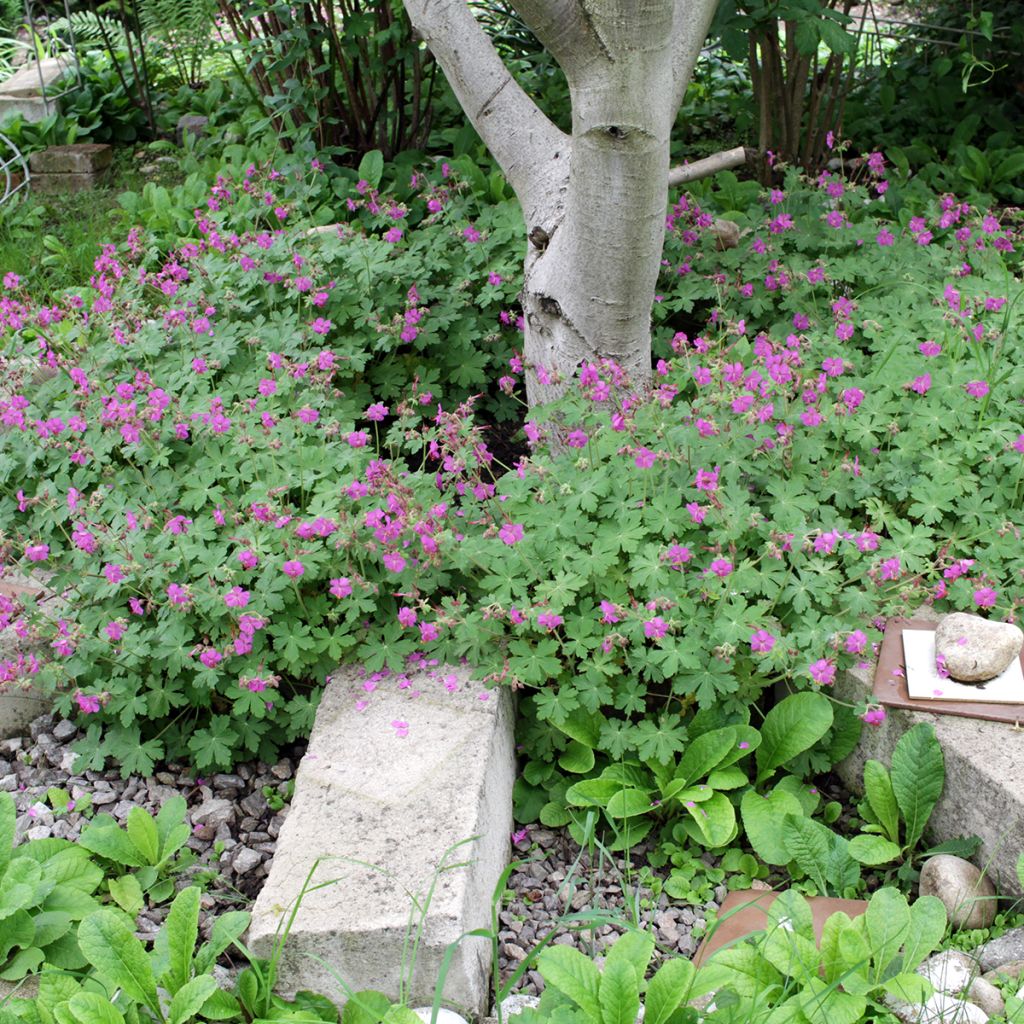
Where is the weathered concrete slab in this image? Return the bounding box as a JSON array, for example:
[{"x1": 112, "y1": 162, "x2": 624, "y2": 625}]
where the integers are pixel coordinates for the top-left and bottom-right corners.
[
  {"x1": 0, "y1": 95, "x2": 52, "y2": 125},
  {"x1": 0, "y1": 58, "x2": 69, "y2": 99},
  {"x1": 28, "y1": 143, "x2": 112, "y2": 174},
  {"x1": 249, "y1": 664, "x2": 515, "y2": 1015},
  {"x1": 835, "y1": 610, "x2": 1024, "y2": 896},
  {"x1": 28, "y1": 169, "x2": 109, "y2": 194}
]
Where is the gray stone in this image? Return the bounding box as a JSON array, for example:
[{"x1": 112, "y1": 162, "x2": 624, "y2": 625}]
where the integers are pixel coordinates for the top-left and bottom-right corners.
[
  {"x1": 231, "y1": 847, "x2": 263, "y2": 875},
  {"x1": 249, "y1": 664, "x2": 515, "y2": 1017},
  {"x1": 497, "y1": 994, "x2": 539, "y2": 1018},
  {"x1": 887, "y1": 993, "x2": 989, "y2": 1024},
  {"x1": 412, "y1": 1010, "x2": 469, "y2": 1024},
  {"x1": 29, "y1": 170, "x2": 109, "y2": 195},
  {"x1": 51, "y1": 719, "x2": 77, "y2": 742},
  {"x1": 176, "y1": 114, "x2": 209, "y2": 146},
  {"x1": 935, "y1": 613, "x2": 1024, "y2": 682},
  {"x1": 28, "y1": 144, "x2": 112, "y2": 175},
  {"x1": 966, "y1": 978, "x2": 1004, "y2": 1018},
  {"x1": 191, "y1": 798, "x2": 234, "y2": 831},
  {"x1": 834, "y1": 606, "x2": 1024, "y2": 897},
  {"x1": 976, "y1": 930, "x2": 1024, "y2": 972},
  {"x1": 981, "y1": 958, "x2": 1024, "y2": 984},
  {"x1": 919, "y1": 856, "x2": 997, "y2": 930}
]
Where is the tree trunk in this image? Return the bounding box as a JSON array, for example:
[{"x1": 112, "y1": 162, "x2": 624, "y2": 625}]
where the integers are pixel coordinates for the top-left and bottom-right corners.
[{"x1": 401, "y1": 0, "x2": 718, "y2": 406}]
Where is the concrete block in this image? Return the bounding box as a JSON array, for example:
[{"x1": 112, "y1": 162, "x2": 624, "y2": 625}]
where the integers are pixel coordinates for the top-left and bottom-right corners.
[
  {"x1": 835, "y1": 614, "x2": 1024, "y2": 895},
  {"x1": 0, "y1": 58, "x2": 70, "y2": 99},
  {"x1": 249, "y1": 664, "x2": 515, "y2": 1016},
  {"x1": 0, "y1": 94, "x2": 53, "y2": 125},
  {"x1": 29, "y1": 169, "x2": 109, "y2": 194},
  {"x1": 0, "y1": 574, "x2": 56, "y2": 739},
  {"x1": 28, "y1": 144, "x2": 112, "y2": 174}
]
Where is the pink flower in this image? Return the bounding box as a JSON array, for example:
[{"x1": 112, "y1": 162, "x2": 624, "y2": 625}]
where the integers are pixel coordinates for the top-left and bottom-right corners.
[
  {"x1": 199, "y1": 649, "x2": 222, "y2": 668},
  {"x1": 709, "y1": 558, "x2": 733, "y2": 578},
  {"x1": 644, "y1": 617, "x2": 669, "y2": 640},
  {"x1": 878, "y1": 557, "x2": 901, "y2": 581},
  {"x1": 419, "y1": 621, "x2": 440, "y2": 642},
  {"x1": 861, "y1": 706, "x2": 886, "y2": 726},
  {"x1": 694, "y1": 467, "x2": 719, "y2": 492},
  {"x1": 75, "y1": 693, "x2": 101, "y2": 714},
  {"x1": 398, "y1": 607, "x2": 417, "y2": 627},
  {"x1": 296, "y1": 407, "x2": 319, "y2": 424},
  {"x1": 634, "y1": 447, "x2": 657, "y2": 469},
  {"x1": 224, "y1": 586, "x2": 251, "y2": 608},
  {"x1": 258, "y1": 378, "x2": 277, "y2": 396},
  {"x1": 383, "y1": 551, "x2": 406, "y2": 573},
  {"x1": 105, "y1": 621, "x2": 125, "y2": 642},
  {"x1": 366, "y1": 402, "x2": 389, "y2": 421},
  {"x1": 167, "y1": 583, "x2": 190, "y2": 605},
  {"x1": 845, "y1": 630, "x2": 867, "y2": 654},
  {"x1": 537, "y1": 612, "x2": 564, "y2": 630},
  {"x1": 567, "y1": 430, "x2": 588, "y2": 448},
  {"x1": 750, "y1": 629, "x2": 776, "y2": 653},
  {"x1": 809, "y1": 658, "x2": 836, "y2": 685},
  {"x1": 330, "y1": 577, "x2": 352, "y2": 598},
  {"x1": 498, "y1": 522, "x2": 524, "y2": 545},
  {"x1": 25, "y1": 544, "x2": 48, "y2": 562},
  {"x1": 965, "y1": 380, "x2": 989, "y2": 398},
  {"x1": 600, "y1": 601, "x2": 620, "y2": 625},
  {"x1": 72, "y1": 527, "x2": 97, "y2": 554},
  {"x1": 347, "y1": 431, "x2": 369, "y2": 448},
  {"x1": 238, "y1": 549, "x2": 259, "y2": 569},
  {"x1": 282, "y1": 560, "x2": 304, "y2": 578},
  {"x1": 909, "y1": 374, "x2": 931, "y2": 395},
  {"x1": 876, "y1": 228, "x2": 895, "y2": 246},
  {"x1": 918, "y1": 341, "x2": 941, "y2": 357},
  {"x1": 310, "y1": 317, "x2": 333, "y2": 335},
  {"x1": 973, "y1": 587, "x2": 997, "y2": 609}
]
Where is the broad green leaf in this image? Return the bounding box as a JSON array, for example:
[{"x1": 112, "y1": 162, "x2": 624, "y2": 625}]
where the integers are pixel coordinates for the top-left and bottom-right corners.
[
  {"x1": 645, "y1": 958, "x2": 695, "y2": 1024},
  {"x1": 890, "y1": 724, "x2": 944, "y2": 851},
  {"x1": 863, "y1": 761, "x2": 900, "y2": 845},
  {"x1": 553, "y1": 710, "x2": 605, "y2": 750},
  {"x1": 126, "y1": 808, "x2": 160, "y2": 866},
  {"x1": 674, "y1": 727, "x2": 736, "y2": 787},
  {"x1": 0, "y1": 859, "x2": 42, "y2": 920},
  {"x1": 865, "y1": 888, "x2": 911, "y2": 980},
  {"x1": 682, "y1": 791, "x2": 736, "y2": 847},
  {"x1": 77, "y1": 911, "x2": 159, "y2": 1013},
  {"x1": 342, "y1": 990, "x2": 393, "y2": 1024},
  {"x1": 200, "y1": 989, "x2": 242, "y2": 1021},
  {"x1": 741, "y1": 787, "x2": 805, "y2": 866},
  {"x1": 756, "y1": 693, "x2": 833, "y2": 780},
  {"x1": 0, "y1": 793, "x2": 14, "y2": 877},
  {"x1": 0, "y1": 908, "x2": 32, "y2": 962},
  {"x1": 194, "y1": 911, "x2": 250, "y2": 975},
  {"x1": 565, "y1": 777, "x2": 626, "y2": 808},
  {"x1": 357, "y1": 149, "x2": 384, "y2": 189},
  {"x1": 605, "y1": 931, "x2": 654, "y2": 980},
  {"x1": 882, "y1": 973, "x2": 931, "y2": 1005},
  {"x1": 537, "y1": 945, "x2": 602, "y2": 1018},
  {"x1": 163, "y1": 886, "x2": 201, "y2": 993},
  {"x1": 559, "y1": 742, "x2": 596, "y2": 774},
  {"x1": 107, "y1": 875, "x2": 144, "y2": 917},
  {"x1": 902, "y1": 895, "x2": 947, "y2": 971},
  {"x1": 702, "y1": 943, "x2": 781, "y2": 998},
  {"x1": 0, "y1": 947, "x2": 43, "y2": 981},
  {"x1": 169, "y1": 975, "x2": 218, "y2": 1024},
  {"x1": 539, "y1": 802, "x2": 572, "y2": 828},
  {"x1": 781, "y1": 815, "x2": 831, "y2": 894},
  {"x1": 30, "y1": 910, "x2": 72, "y2": 947},
  {"x1": 705, "y1": 765, "x2": 748, "y2": 790},
  {"x1": 599, "y1": 958, "x2": 639, "y2": 1024},
  {"x1": 156, "y1": 796, "x2": 190, "y2": 856},
  {"x1": 605, "y1": 790, "x2": 655, "y2": 819},
  {"x1": 77, "y1": 823, "x2": 149, "y2": 868},
  {"x1": 848, "y1": 835, "x2": 901, "y2": 866},
  {"x1": 66, "y1": 993, "x2": 126, "y2": 1024},
  {"x1": 767, "y1": 889, "x2": 815, "y2": 940},
  {"x1": 819, "y1": 911, "x2": 851, "y2": 985}
]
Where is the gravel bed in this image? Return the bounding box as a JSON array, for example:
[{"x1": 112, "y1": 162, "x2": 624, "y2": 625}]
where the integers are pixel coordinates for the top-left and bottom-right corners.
[{"x1": 3, "y1": 710, "x2": 724, "y2": 994}]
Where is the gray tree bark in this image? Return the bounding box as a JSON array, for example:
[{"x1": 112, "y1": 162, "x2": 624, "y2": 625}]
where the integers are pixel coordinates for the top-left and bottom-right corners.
[{"x1": 401, "y1": 0, "x2": 719, "y2": 406}]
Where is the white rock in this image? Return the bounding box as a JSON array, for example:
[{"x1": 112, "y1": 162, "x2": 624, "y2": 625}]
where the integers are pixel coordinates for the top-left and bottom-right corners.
[
  {"x1": 918, "y1": 950, "x2": 977, "y2": 996},
  {"x1": 934, "y1": 613, "x2": 1023, "y2": 682},
  {"x1": 498, "y1": 995, "x2": 540, "y2": 1018},
  {"x1": 888, "y1": 992, "x2": 990, "y2": 1024},
  {"x1": 412, "y1": 1009, "x2": 469, "y2": 1024},
  {"x1": 919, "y1": 855, "x2": 997, "y2": 929}
]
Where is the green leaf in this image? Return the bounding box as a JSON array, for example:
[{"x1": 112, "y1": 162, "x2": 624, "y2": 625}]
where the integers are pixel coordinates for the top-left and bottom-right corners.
[
  {"x1": 645, "y1": 958, "x2": 695, "y2": 1024},
  {"x1": 0, "y1": 859, "x2": 42, "y2": 920},
  {"x1": 756, "y1": 693, "x2": 833, "y2": 781},
  {"x1": 342, "y1": 990, "x2": 393, "y2": 1024},
  {"x1": 674, "y1": 727, "x2": 736, "y2": 787},
  {"x1": 66, "y1": 993, "x2": 126, "y2": 1024},
  {"x1": 77, "y1": 822, "x2": 149, "y2": 868},
  {"x1": 599, "y1": 958, "x2": 639, "y2": 1024},
  {"x1": 781, "y1": 815, "x2": 831, "y2": 894},
  {"x1": 862, "y1": 761, "x2": 900, "y2": 845},
  {"x1": 741, "y1": 787, "x2": 805, "y2": 866},
  {"x1": 565, "y1": 777, "x2": 622, "y2": 809},
  {"x1": 681, "y1": 791, "x2": 736, "y2": 848},
  {"x1": 559, "y1": 741, "x2": 595, "y2": 774},
  {"x1": 848, "y1": 835, "x2": 901, "y2": 866},
  {"x1": 107, "y1": 875, "x2": 144, "y2": 916},
  {"x1": 126, "y1": 807, "x2": 160, "y2": 866},
  {"x1": 890, "y1": 724, "x2": 944, "y2": 851},
  {"x1": 605, "y1": 931, "x2": 655, "y2": 980},
  {"x1": 818, "y1": 18, "x2": 857, "y2": 55},
  {"x1": 901, "y1": 895, "x2": 947, "y2": 972},
  {"x1": 537, "y1": 945, "x2": 602, "y2": 1018},
  {"x1": 77, "y1": 911, "x2": 159, "y2": 1013},
  {"x1": 163, "y1": 886, "x2": 201, "y2": 993},
  {"x1": 169, "y1": 975, "x2": 218, "y2": 1024},
  {"x1": 357, "y1": 150, "x2": 384, "y2": 189},
  {"x1": 194, "y1": 911, "x2": 250, "y2": 975},
  {"x1": 605, "y1": 790, "x2": 654, "y2": 819},
  {"x1": 865, "y1": 887, "x2": 911, "y2": 980}
]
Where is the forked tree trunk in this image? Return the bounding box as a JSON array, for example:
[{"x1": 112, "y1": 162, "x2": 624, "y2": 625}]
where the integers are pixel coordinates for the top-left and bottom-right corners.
[{"x1": 401, "y1": 0, "x2": 719, "y2": 406}]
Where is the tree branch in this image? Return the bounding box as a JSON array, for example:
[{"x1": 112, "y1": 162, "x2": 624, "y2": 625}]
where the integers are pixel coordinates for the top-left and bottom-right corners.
[
  {"x1": 510, "y1": 0, "x2": 611, "y2": 73},
  {"x1": 668, "y1": 145, "x2": 749, "y2": 186},
  {"x1": 401, "y1": 0, "x2": 567, "y2": 205},
  {"x1": 669, "y1": 0, "x2": 720, "y2": 112}
]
